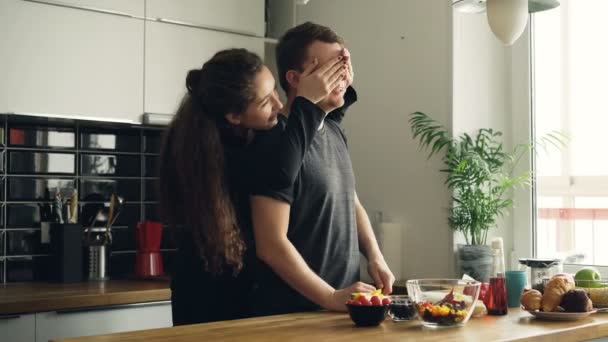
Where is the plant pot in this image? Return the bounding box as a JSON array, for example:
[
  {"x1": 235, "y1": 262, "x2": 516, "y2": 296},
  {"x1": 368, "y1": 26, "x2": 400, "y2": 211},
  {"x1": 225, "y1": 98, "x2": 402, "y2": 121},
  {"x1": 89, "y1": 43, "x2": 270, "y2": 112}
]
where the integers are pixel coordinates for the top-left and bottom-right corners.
[{"x1": 457, "y1": 244, "x2": 493, "y2": 282}]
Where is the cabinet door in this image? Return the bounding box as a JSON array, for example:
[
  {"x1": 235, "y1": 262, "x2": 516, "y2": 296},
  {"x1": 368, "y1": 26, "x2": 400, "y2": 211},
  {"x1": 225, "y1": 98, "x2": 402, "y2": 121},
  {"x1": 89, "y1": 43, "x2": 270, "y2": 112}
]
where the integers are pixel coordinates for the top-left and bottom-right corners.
[
  {"x1": 144, "y1": 21, "x2": 264, "y2": 115},
  {"x1": 34, "y1": 0, "x2": 145, "y2": 17},
  {"x1": 0, "y1": 314, "x2": 36, "y2": 342},
  {"x1": 0, "y1": 0, "x2": 144, "y2": 123},
  {"x1": 35, "y1": 301, "x2": 172, "y2": 342},
  {"x1": 146, "y1": 0, "x2": 265, "y2": 37}
]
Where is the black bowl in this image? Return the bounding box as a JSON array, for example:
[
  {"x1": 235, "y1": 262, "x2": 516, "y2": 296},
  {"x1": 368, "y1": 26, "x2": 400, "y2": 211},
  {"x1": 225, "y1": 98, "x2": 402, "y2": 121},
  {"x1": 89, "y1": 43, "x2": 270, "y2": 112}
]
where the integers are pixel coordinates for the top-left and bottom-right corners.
[{"x1": 346, "y1": 304, "x2": 389, "y2": 326}]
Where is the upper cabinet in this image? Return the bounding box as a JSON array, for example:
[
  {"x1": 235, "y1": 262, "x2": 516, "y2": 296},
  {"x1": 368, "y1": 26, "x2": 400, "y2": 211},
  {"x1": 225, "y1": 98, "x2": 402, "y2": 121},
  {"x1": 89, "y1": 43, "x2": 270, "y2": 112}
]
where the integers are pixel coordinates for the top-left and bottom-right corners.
[
  {"x1": 146, "y1": 0, "x2": 265, "y2": 37},
  {"x1": 0, "y1": 0, "x2": 144, "y2": 123},
  {"x1": 144, "y1": 21, "x2": 264, "y2": 115},
  {"x1": 35, "y1": 0, "x2": 145, "y2": 17}
]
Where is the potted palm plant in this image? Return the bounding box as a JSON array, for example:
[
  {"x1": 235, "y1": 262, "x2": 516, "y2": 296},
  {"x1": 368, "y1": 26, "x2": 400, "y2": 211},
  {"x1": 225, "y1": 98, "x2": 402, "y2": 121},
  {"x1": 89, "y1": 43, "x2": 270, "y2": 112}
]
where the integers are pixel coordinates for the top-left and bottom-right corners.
[{"x1": 409, "y1": 111, "x2": 565, "y2": 281}]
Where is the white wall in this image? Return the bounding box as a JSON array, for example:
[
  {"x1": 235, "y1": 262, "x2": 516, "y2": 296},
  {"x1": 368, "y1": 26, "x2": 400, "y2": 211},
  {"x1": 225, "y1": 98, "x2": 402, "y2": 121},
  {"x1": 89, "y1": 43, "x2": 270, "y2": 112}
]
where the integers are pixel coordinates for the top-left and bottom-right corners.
[
  {"x1": 452, "y1": 11, "x2": 515, "y2": 269},
  {"x1": 297, "y1": 0, "x2": 454, "y2": 279}
]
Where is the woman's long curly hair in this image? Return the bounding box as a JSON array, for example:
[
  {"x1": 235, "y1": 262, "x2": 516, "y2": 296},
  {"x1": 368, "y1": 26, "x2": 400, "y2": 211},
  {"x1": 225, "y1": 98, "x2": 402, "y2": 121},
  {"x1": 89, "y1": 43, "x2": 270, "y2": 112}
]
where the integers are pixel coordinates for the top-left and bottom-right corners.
[{"x1": 159, "y1": 49, "x2": 263, "y2": 275}]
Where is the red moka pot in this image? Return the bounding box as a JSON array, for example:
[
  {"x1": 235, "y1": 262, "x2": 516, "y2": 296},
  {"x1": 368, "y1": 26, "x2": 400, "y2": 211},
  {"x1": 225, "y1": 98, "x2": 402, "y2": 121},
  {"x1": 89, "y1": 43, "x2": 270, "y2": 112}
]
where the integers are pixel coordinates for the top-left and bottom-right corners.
[{"x1": 135, "y1": 221, "x2": 164, "y2": 277}]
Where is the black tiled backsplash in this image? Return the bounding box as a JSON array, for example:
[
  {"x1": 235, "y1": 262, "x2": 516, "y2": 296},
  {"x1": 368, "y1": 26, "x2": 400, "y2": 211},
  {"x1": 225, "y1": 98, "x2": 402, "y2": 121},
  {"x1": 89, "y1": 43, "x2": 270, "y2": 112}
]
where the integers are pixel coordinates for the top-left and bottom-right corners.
[
  {"x1": 8, "y1": 178, "x2": 75, "y2": 201},
  {"x1": 0, "y1": 114, "x2": 168, "y2": 283},
  {"x1": 79, "y1": 179, "x2": 141, "y2": 202},
  {"x1": 144, "y1": 179, "x2": 157, "y2": 201},
  {"x1": 80, "y1": 129, "x2": 141, "y2": 152},
  {"x1": 80, "y1": 154, "x2": 141, "y2": 177},
  {"x1": 9, "y1": 151, "x2": 75, "y2": 175},
  {"x1": 9, "y1": 126, "x2": 76, "y2": 149}
]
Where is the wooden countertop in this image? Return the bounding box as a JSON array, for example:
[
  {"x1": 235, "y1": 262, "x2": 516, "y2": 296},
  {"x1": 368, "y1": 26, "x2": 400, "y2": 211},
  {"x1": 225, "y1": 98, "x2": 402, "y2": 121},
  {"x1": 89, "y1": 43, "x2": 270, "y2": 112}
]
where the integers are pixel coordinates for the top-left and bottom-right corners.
[
  {"x1": 52, "y1": 308, "x2": 608, "y2": 342},
  {"x1": 0, "y1": 280, "x2": 171, "y2": 315}
]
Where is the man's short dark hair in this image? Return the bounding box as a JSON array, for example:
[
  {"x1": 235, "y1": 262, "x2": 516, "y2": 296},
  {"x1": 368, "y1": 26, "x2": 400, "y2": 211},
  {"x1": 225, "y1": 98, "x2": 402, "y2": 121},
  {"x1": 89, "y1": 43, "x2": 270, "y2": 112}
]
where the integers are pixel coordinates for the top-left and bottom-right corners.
[{"x1": 275, "y1": 21, "x2": 344, "y2": 93}]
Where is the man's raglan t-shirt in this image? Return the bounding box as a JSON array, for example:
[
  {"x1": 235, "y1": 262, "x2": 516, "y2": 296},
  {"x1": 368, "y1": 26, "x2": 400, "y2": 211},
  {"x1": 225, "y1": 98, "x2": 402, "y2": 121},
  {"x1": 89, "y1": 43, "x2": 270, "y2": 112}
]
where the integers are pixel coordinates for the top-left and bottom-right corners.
[{"x1": 249, "y1": 87, "x2": 360, "y2": 315}]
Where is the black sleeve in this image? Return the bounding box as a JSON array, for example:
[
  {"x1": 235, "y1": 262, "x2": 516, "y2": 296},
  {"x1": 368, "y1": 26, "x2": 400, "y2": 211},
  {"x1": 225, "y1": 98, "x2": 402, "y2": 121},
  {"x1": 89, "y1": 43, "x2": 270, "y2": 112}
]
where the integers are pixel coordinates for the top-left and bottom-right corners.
[
  {"x1": 326, "y1": 86, "x2": 358, "y2": 124},
  {"x1": 249, "y1": 96, "x2": 325, "y2": 203}
]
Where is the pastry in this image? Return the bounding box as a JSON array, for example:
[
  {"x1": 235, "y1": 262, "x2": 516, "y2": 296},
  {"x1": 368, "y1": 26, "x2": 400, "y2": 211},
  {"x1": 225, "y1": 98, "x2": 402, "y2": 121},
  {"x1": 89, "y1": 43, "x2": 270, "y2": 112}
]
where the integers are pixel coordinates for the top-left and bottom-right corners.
[
  {"x1": 560, "y1": 289, "x2": 593, "y2": 312},
  {"x1": 520, "y1": 289, "x2": 542, "y2": 311},
  {"x1": 542, "y1": 276, "x2": 575, "y2": 312}
]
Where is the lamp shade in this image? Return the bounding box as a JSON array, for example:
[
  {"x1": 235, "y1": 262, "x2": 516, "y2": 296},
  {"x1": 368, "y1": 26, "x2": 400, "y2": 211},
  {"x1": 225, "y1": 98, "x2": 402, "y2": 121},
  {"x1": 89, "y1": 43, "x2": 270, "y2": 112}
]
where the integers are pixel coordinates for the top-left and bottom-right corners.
[{"x1": 486, "y1": 0, "x2": 529, "y2": 45}]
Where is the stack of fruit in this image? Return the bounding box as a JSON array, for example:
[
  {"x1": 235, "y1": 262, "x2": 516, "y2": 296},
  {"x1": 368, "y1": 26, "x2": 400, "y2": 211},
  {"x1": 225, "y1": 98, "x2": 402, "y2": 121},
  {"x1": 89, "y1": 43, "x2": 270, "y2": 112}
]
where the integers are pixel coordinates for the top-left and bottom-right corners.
[
  {"x1": 574, "y1": 267, "x2": 608, "y2": 308},
  {"x1": 347, "y1": 289, "x2": 391, "y2": 306},
  {"x1": 520, "y1": 273, "x2": 594, "y2": 313}
]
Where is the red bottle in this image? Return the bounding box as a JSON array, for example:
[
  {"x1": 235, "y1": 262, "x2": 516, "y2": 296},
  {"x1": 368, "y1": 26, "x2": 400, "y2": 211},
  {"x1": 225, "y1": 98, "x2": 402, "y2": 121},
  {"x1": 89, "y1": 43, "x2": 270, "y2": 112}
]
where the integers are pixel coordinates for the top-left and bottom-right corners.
[
  {"x1": 486, "y1": 238, "x2": 508, "y2": 315},
  {"x1": 486, "y1": 277, "x2": 508, "y2": 315}
]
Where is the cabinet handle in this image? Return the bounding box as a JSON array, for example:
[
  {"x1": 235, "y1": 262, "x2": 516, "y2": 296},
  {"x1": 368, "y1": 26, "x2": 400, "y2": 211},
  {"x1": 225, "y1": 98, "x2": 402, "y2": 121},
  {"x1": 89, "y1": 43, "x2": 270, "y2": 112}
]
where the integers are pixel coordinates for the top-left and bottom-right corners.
[
  {"x1": 21, "y1": 0, "x2": 145, "y2": 19},
  {"x1": 0, "y1": 314, "x2": 22, "y2": 320},
  {"x1": 55, "y1": 300, "x2": 171, "y2": 315}
]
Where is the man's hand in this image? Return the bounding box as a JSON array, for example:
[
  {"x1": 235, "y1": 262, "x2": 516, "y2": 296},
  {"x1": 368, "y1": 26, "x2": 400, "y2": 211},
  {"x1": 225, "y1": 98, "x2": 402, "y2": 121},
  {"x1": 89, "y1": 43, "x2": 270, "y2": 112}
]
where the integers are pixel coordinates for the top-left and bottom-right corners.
[
  {"x1": 296, "y1": 56, "x2": 346, "y2": 104},
  {"x1": 367, "y1": 257, "x2": 395, "y2": 295},
  {"x1": 341, "y1": 48, "x2": 354, "y2": 87},
  {"x1": 328, "y1": 281, "x2": 376, "y2": 312}
]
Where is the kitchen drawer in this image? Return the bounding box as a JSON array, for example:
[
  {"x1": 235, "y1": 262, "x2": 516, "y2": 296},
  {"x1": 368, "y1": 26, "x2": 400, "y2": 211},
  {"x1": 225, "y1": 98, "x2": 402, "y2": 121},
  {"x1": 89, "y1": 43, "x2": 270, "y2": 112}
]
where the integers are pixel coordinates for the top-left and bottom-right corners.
[
  {"x1": 35, "y1": 301, "x2": 172, "y2": 342},
  {"x1": 0, "y1": 313, "x2": 36, "y2": 342}
]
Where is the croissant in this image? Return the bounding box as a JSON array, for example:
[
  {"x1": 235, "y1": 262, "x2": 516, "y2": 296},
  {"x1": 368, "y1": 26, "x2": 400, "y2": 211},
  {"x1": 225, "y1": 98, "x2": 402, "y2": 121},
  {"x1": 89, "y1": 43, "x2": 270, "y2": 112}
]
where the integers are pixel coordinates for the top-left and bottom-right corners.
[
  {"x1": 542, "y1": 276, "x2": 575, "y2": 312},
  {"x1": 520, "y1": 289, "x2": 542, "y2": 311}
]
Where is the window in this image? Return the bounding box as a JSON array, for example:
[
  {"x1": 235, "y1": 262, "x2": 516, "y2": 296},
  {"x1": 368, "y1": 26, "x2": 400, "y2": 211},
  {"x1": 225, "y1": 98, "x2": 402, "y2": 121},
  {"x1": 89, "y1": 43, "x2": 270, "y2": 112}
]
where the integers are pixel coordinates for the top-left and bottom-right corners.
[{"x1": 533, "y1": 0, "x2": 608, "y2": 270}]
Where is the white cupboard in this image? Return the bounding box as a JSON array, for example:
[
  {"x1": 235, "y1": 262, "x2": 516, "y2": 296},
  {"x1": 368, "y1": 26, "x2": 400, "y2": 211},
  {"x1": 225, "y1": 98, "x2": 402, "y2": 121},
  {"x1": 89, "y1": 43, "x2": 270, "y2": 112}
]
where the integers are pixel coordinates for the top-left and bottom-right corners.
[
  {"x1": 35, "y1": 301, "x2": 172, "y2": 342},
  {"x1": 146, "y1": 0, "x2": 265, "y2": 37},
  {"x1": 29, "y1": 0, "x2": 145, "y2": 17},
  {"x1": 0, "y1": 314, "x2": 36, "y2": 342},
  {"x1": 0, "y1": 0, "x2": 144, "y2": 123},
  {"x1": 144, "y1": 21, "x2": 264, "y2": 115}
]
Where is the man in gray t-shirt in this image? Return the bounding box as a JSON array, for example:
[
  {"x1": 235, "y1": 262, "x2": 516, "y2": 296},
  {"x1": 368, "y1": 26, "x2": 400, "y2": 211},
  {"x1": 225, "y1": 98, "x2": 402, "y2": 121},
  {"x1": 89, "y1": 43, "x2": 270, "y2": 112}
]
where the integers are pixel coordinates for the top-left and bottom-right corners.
[{"x1": 250, "y1": 22, "x2": 394, "y2": 315}]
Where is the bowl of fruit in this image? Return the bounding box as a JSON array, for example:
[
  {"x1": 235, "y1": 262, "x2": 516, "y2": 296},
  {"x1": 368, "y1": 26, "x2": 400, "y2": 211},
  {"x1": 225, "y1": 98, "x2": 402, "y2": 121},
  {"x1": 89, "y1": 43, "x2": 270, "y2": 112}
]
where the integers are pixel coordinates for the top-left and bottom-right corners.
[
  {"x1": 346, "y1": 289, "x2": 391, "y2": 326},
  {"x1": 406, "y1": 279, "x2": 481, "y2": 328}
]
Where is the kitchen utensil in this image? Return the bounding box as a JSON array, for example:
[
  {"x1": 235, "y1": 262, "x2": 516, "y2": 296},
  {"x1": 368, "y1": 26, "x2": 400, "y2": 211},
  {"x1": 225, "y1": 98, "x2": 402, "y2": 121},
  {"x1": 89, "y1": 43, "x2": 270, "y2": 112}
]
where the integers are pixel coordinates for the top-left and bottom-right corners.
[
  {"x1": 104, "y1": 194, "x2": 124, "y2": 245},
  {"x1": 68, "y1": 189, "x2": 78, "y2": 224},
  {"x1": 519, "y1": 258, "x2": 562, "y2": 291},
  {"x1": 88, "y1": 243, "x2": 107, "y2": 281},
  {"x1": 135, "y1": 221, "x2": 164, "y2": 277},
  {"x1": 104, "y1": 194, "x2": 116, "y2": 244}
]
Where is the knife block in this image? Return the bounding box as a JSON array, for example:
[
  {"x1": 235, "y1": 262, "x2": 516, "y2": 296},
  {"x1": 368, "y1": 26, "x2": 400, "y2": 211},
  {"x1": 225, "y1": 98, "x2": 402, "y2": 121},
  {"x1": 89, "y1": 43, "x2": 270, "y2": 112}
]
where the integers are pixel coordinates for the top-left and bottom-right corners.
[{"x1": 50, "y1": 223, "x2": 83, "y2": 283}]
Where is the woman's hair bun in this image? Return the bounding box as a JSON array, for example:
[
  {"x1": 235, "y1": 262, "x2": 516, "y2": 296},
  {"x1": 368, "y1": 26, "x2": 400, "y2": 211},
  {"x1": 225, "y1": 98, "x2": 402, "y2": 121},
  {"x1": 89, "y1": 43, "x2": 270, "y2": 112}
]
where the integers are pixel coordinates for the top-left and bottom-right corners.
[{"x1": 186, "y1": 69, "x2": 202, "y2": 95}]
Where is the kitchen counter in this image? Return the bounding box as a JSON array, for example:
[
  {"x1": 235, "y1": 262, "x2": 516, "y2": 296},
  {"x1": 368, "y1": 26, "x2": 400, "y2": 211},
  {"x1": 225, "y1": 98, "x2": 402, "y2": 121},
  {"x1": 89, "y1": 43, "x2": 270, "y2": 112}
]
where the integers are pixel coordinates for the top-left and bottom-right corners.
[
  {"x1": 52, "y1": 308, "x2": 608, "y2": 342},
  {"x1": 0, "y1": 280, "x2": 171, "y2": 315}
]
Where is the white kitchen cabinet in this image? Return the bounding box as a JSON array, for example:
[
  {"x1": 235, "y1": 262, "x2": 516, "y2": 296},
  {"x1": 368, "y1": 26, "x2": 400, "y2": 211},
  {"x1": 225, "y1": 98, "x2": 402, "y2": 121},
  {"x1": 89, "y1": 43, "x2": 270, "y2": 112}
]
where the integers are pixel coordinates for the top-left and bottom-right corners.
[
  {"x1": 0, "y1": 0, "x2": 144, "y2": 123},
  {"x1": 28, "y1": 0, "x2": 145, "y2": 17},
  {"x1": 144, "y1": 21, "x2": 264, "y2": 115},
  {"x1": 35, "y1": 301, "x2": 172, "y2": 342},
  {"x1": 146, "y1": 0, "x2": 265, "y2": 37},
  {"x1": 0, "y1": 314, "x2": 36, "y2": 342}
]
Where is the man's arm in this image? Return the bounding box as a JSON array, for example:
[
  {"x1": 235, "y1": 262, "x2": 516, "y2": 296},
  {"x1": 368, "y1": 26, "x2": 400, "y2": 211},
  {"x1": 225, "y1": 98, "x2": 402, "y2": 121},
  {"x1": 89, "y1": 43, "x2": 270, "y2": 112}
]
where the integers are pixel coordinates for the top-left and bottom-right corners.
[
  {"x1": 251, "y1": 195, "x2": 375, "y2": 312},
  {"x1": 354, "y1": 191, "x2": 395, "y2": 294}
]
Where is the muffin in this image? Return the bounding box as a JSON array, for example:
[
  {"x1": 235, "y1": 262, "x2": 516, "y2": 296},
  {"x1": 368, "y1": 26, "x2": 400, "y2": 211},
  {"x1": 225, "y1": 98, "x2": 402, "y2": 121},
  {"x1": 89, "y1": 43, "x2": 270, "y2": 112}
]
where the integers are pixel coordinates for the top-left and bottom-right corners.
[{"x1": 560, "y1": 289, "x2": 593, "y2": 312}]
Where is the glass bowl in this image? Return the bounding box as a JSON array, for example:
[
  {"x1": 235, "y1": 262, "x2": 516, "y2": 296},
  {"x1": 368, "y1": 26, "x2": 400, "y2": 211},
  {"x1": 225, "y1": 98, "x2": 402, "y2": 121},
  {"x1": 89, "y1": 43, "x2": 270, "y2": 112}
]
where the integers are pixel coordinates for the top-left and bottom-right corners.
[{"x1": 406, "y1": 279, "x2": 481, "y2": 328}]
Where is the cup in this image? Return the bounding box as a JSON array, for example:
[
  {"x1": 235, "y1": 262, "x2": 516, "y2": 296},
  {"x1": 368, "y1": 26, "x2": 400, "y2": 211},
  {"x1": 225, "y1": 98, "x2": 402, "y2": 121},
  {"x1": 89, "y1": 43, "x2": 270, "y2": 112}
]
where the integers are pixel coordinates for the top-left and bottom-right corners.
[
  {"x1": 506, "y1": 270, "x2": 527, "y2": 308},
  {"x1": 387, "y1": 295, "x2": 417, "y2": 321}
]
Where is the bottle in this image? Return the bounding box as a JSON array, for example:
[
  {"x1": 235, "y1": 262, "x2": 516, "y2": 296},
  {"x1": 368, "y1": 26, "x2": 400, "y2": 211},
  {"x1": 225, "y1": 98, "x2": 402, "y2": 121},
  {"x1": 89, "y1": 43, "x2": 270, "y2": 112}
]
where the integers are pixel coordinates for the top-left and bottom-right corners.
[{"x1": 486, "y1": 238, "x2": 508, "y2": 315}]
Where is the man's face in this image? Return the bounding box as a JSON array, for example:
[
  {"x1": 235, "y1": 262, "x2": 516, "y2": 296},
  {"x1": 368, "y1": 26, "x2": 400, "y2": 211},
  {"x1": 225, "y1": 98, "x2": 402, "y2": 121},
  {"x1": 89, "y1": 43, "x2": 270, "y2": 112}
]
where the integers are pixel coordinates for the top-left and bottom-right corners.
[{"x1": 301, "y1": 41, "x2": 346, "y2": 112}]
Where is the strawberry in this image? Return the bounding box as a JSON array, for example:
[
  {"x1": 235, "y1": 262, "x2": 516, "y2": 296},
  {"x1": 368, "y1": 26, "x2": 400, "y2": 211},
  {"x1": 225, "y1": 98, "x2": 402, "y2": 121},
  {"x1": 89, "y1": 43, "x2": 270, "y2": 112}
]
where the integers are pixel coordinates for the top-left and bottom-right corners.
[
  {"x1": 382, "y1": 297, "x2": 391, "y2": 305},
  {"x1": 371, "y1": 295, "x2": 382, "y2": 306},
  {"x1": 358, "y1": 296, "x2": 372, "y2": 306},
  {"x1": 346, "y1": 299, "x2": 355, "y2": 305}
]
